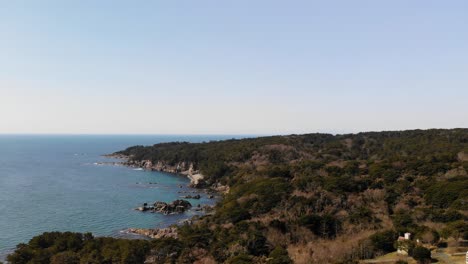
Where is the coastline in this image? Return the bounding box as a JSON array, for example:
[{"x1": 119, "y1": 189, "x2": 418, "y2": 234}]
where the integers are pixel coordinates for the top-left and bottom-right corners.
[
  {"x1": 104, "y1": 153, "x2": 230, "y2": 193},
  {"x1": 1, "y1": 157, "x2": 216, "y2": 262},
  {"x1": 103, "y1": 153, "x2": 223, "y2": 239},
  {"x1": 104, "y1": 154, "x2": 206, "y2": 188}
]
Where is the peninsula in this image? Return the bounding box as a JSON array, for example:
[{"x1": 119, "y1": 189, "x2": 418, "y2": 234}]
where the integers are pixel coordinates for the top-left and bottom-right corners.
[{"x1": 6, "y1": 129, "x2": 468, "y2": 264}]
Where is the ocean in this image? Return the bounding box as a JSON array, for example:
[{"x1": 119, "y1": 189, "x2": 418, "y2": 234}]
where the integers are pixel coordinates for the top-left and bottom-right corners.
[{"x1": 0, "y1": 135, "x2": 236, "y2": 260}]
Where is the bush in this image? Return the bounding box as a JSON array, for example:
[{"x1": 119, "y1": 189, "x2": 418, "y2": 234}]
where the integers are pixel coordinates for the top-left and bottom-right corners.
[
  {"x1": 246, "y1": 231, "x2": 269, "y2": 256},
  {"x1": 437, "y1": 241, "x2": 448, "y2": 248},
  {"x1": 226, "y1": 254, "x2": 254, "y2": 264},
  {"x1": 224, "y1": 178, "x2": 292, "y2": 216},
  {"x1": 425, "y1": 179, "x2": 468, "y2": 208},
  {"x1": 268, "y1": 247, "x2": 292, "y2": 264},
  {"x1": 178, "y1": 225, "x2": 213, "y2": 248},
  {"x1": 7, "y1": 232, "x2": 151, "y2": 264},
  {"x1": 392, "y1": 210, "x2": 415, "y2": 232},
  {"x1": 269, "y1": 219, "x2": 288, "y2": 233},
  {"x1": 441, "y1": 220, "x2": 468, "y2": 240},
  {"x1": 369, "y1": 230, "x2": 397, "y2": 254},
  {"x1": 299, "y1": 214, "x2": 341, "y2": 238},
  {"x1": 150, "y1": 238, "x2": 183, "y2": 262},
  {"x1": 431, "y1": 209, "x2": 464, "y2": 223},
  {"x1": 50, "y1": 251, "x2": 79, "y2": 264},
  {"x1": 412, "y1": 246, "x2": 431, "y2": 264},
  {"x1": 216, "y1": 200, "x2": 251, "y2": 223},
  {"x1": 266, "y1": 165, "x2": 292, "y2": 178}
]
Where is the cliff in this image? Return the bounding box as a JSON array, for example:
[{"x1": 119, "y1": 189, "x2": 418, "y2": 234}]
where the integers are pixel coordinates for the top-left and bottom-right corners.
[{"x1": 108, "y1": 155, "x2": 207, "y2": 188}]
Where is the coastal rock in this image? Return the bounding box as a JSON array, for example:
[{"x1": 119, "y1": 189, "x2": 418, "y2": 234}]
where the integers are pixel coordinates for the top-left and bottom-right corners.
[
  {"x1": 136, "y1": 206, "x2": 148, "y2": 212},
  {"x1": 110, "y1": 155, "x2": 206, "y2": 188},
  {"x1": 141, "y1": 160, "x2": 197, "y2": 174},
  {"x1": 212, "y1": 182, "x2": 230, "y2": 194},
  {"x1": 202, "y1": 205, "x2": 215, "y2": 213},
  {"x1": 143, "y1": 160, "x2": 153, "y2": 169},
  {"x1": 128, "y1": 227, "x2": 178, "y2": 239},
  {"x1": 140, "y1": 199, "x2": 192, "y2": 215},
  {"x1": 181, "y1": 194, "x2": 201, "y2": 199},
  {"x1": 188, "y1": 174, "x2": 206, "y2": 188}
]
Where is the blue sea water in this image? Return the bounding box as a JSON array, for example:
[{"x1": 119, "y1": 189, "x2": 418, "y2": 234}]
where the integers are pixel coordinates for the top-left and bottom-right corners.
[{"x1": 0, "y1": 135, "x2": 236, "y2": 260}]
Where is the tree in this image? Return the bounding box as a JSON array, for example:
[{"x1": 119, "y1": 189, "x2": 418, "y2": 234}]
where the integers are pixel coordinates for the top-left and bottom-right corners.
[
  {"x1": 412, "y1": 246, "x2": 431, "y2": 264},
  {"x1": 268, "y1": 247, "x2": 292, "y2": 264},
  {"x1": 369, "y1": 230, "x2": 397, "y2": 254},
  {"x1": 441, "y1": 220, "x2": 468, "y2": 241},
  {"x1": 420, "y1": 229, "x2": 440, "y2": 245},
  {"x1": 50, "y1": 251, "x2": 79, "y2": 264}
]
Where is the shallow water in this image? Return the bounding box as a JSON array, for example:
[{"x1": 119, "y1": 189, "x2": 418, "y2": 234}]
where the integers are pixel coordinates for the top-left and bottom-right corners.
[{"x1": 0, "y1": 135, "x2": 234, "y2": 260}]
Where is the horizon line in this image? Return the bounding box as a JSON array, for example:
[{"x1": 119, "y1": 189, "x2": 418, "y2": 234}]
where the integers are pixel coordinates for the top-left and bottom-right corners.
[{"x1": 0, "y1": 127, "x2": 465, "y2": 137}]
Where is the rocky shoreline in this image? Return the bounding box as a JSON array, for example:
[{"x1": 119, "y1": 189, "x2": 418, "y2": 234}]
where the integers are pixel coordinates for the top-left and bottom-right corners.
[
  {"x1": 104, "y1": 153, "x2": 223, "y2": 239},
  {"x1": 136, "y1": 199, "x2": 192, "y2": 214},
  {"x1": 105, "y1": 154, "x2": 209, "y2": 188},
  {"x1": 136, "y1": 199, "x2": 215, "y2": 214},
  {"x1": 126, "y1": 227, "x2": 179, "y2": 239},
  {"x1": 105, "y1": 153, "x2": 230, "y2": 193}
]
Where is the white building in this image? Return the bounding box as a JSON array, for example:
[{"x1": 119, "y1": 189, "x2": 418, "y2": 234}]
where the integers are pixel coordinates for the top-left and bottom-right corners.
[{"x1": 397, "y1": 233, "x2": 412, "y2": 255}]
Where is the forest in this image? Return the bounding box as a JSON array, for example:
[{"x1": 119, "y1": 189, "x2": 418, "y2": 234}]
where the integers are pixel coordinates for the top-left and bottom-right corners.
[{"x1": 7, "y1": 129, "x2": 468, "y2": 263}]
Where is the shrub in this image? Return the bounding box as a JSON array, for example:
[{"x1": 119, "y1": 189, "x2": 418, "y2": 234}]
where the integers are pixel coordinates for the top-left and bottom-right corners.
[
  {"x1": 437, "y1": 241, "x2": 447, "y2": 248},
  {"x1": 441, "y1": 220, "x2": 468, "y2": 240},
  {"x1": 266, "y1": 165, "x2": 292, "y2": 178},
  {"x1": 246, "y1": 231, "x2": 269, "y2": 256},
  {"x1": 431, "y1": 209, "x2": 464, "y2": 223},
  {"x1": 299, "y1": 214, "x2": 341, "y2": 238},
  {"x1": 369, "y1": 230, "x2": 397, "y2": 254},
  {"x1": 216, "y1": 200, "x2": 251, "y2": 223},
  {"x1": 7, "y1": 232, "x2": 151, "y2": 264},
  {"x1": 224, "y1": 178, "x2": 292, "y2": 216},
  {"x1": 412, "y1": 246, "x2": 431, "y2": 264},
  {"x1": 50, "y1": 251, "x2": 79, "y2": 264},
  {"x1": 268, "y1": 247, "x2": 292, "y2": 264},
  {"x1": 269, "y1": 219, "x2": 288, "y2": 233},
  {"x1": 425, "y1": 179, "x2": 468, "y2": 208},
  {"x1": 392, "y1": 210, "x2": 415, "y2": 233},
  {"x1": 150, "y1": 238, "x2": 183, "y2": 262},
  {"x1": 226, "y1": 254, "x2": 254, "y2": 264}
]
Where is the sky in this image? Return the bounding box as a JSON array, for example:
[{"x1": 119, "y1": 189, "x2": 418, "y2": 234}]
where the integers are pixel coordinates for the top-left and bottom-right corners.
[{"x1": 1, "y1": 1, "x2": 467, "y2": 135}]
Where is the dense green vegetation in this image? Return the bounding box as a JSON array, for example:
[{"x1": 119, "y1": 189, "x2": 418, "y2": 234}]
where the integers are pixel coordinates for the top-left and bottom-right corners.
[
  {"x1": 412, "y1": 246, "x2": 432, "y2": 264},
  {"x1": 8, "y1": 129, "x2": 468, "y2": 263},
  {"x1": 7, "y1": 232, "x2": 151, "y2": 264}
]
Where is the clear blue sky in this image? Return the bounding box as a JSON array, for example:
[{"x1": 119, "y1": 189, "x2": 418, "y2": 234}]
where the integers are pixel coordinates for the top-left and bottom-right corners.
[{"x1": 1, "y1": 1, "x2": 467, "y2": 134}]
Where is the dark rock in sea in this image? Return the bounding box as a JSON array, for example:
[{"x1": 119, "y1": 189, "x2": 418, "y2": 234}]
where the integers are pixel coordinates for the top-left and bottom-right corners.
[
  {"x1": 181, "y1": 194, "x2": 201, "y2": 199},
  {"x1": 140, "y1": 199, "x2": 192, "y2": 215}
]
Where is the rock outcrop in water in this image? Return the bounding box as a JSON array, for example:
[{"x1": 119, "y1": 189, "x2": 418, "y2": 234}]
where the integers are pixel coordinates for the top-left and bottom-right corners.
[
  {"x1": 180, "y1": 194, "x2": 201, "y2": 199},
  {"x1": 136, "y1": 199, "x2": 192, "y2": 215}
]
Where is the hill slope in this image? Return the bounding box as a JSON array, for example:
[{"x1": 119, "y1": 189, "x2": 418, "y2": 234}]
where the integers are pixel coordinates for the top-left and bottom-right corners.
[{"x1": 7, "y1": 129, "x2": 468, "y2": 264}]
